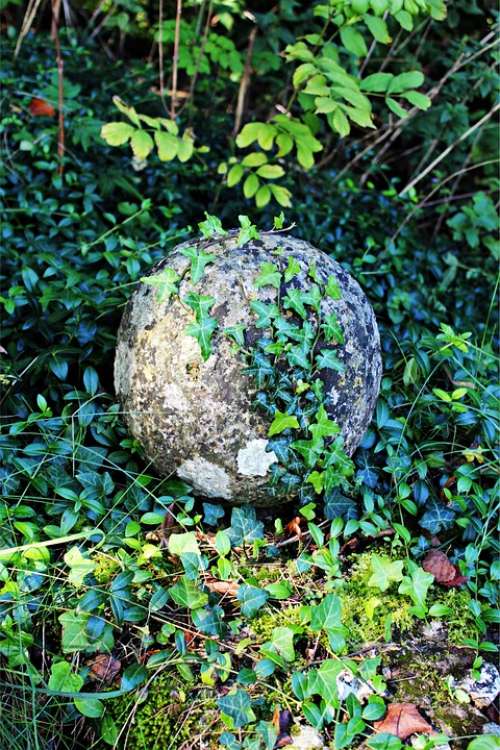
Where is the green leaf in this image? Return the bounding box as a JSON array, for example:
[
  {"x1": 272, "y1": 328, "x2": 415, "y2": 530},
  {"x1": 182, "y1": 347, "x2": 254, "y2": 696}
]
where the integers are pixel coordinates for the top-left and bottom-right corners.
[
  {"x1": 340, "y1": 26, "x2": 368, "y2": 56},
  {"x1": 394, "y1": 9, "x2": 413, "y2": 30},
  {"x1": 186, "y1": 316, "x2": 218, "y2": 360},
  {"x1": 48, "y1": 661, "x2": 84, "y2": 693},
  {"x1": 180, "y1": 246, "x2": 216, "y2": 284},
  {"x1": 368, "y1": 556, "x2": 404, "y2": 592},
  {"x1": 250, "y1": 300, "x2": 279, "y2": 328},
  {"x1": 255, "y1": 185, "x2": 272, "y2": 208},
  {"x1": 401, "y1": 90, "x2": 431, "y2": 110},
  {"x1": 64, "y1": 546, "x2": 95, "y2": 588},
  {"x1": 291, "y1": 437, "x2": 324, "y2": 468},
  {"x1": 309, "y1": 405, "x2": 340, "y2": 440},
  {"x1": 227, "y1": 164, "x2": 244, "y2": 187},
  {"x1": 386, "y1": 97, "x2": 408, "y2": 118},
  {"x1": 467, "y1": 737, "x2": 500, "y2": 750},
  {"x1": 309, "y1": 659, "x2": 344, "y2": 703},
  {"x1": 236, "y1": 122, "x2": 263, "y2": 148},
  {"x1": 169, "y1": 576, "x2": 209, "y2": 609},
  {"x1": 268, "y1": 410, "x2": 300, "y2": 437},
  {"x1": 228, "y1": 506, "x2": 264, "y2": 545},
  {"x1": 243, "y1": 173, "x2": 260, "y2": 199},
  {"x1": 177, "y1": 134, "x2": 194, "y2": 162},
  {"x1": 271, "y1": 626, "x2": 296, "y2": 662},
  {"x1": 331, "y1": 108, "x2": 350, "y2": 137},
  {"x1": 154, "y1": 130, "x2": 178, "y2": 161},
  {"x1": 284, "y1": 257, "x2": 301, "y2": 282},
  {"x1": 130, "y1": 129, "x2": 154, "y2": 160},
  {"x1": 100, "y1": 122, "x2": 135, "y2": 146},
  {"x1": 74, "y1": 698, "x2": 104, "y2": 718},
  {"x1": 398, "y1": 565, "x2": 434, "y2": 613},
  {"x1": 321, "y1": 312, "x2": 344, "y2": 344},
  {"x1": 388, "y1": 70, "x2": 425, "y2": 93},
  {"x1": 364, "y1": 14, "x2": 391, "y2": 43},
  {"x1": 367, "y1": 734, "x2": 403, "y2": 750},
  {"x1": 215, "y1": 530, "x2": 231, "y2": 556},
  {"x1": 256, "y1": 164, "x2": 285, "y2": 180},
  {"x1": 265, "y1": 581, "x2": 293, "y2": 599},
  {"x1": 283, "y1": 288, "x2": 308, "y2": 319},
  {"x1": 100, "y1": 715, "x2": 119, "y2": 746},
  {"x1": 270, "y1": 184, "x2": 292, "y2": 207},
  {"x1": 141, "y1": 266, "x2": 180, "y2": 303},
  {"x1": 224, "y1": 324, "x2": 246, "y2": 347},
  {"x1": 361, "y1": 73, "x2": 394, "y2": 93},
  {"x1": 325, "y1": 275, "x2": 342, "y2": 299},
  {"x1": 296, "y1": 144, "x2": 315, "y2": 169},
  {"x1": 315, "y1": 97, "x2": 337, "y2": 114},
  {"x1": 183, "y1": 292, "x2": 216, "y2": 320},
  {"x1": 59, "y1": 611, "x2": 91, "y2": 653},
  {"x1": 254, "y1": 262, "x2": 281, "y2": 289},
  {"x1": 311, "y1": 593, "x2": 342, "y2": 631},
  {"x1": 307, "y1": 470, "x2": 324, "y2": 494},
  {"x1": 199, "y1": 213, "x2": 226, "y2": 238},
  {"x1": 168, "y1": 532, "x2": 200, "y2": 557},
  {"x1": 242, "y1": 151, "x2": 268, "y2": 167},
  {"x1": 237, "y1": 584, "x2": 269, "y2": 618},
  {"x1": 218, "y1": 689, "x2": 255, "y2": 728},
  {"x1": 120, "y1": 663, "x2": 148, "y2": 691},
  {"x1": 315, "y1": 349, "x2": 344, "y2": 372}
]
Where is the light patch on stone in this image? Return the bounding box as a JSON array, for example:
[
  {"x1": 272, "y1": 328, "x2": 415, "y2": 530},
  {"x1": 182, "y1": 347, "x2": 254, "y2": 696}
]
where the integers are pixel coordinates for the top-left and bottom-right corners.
[
  {"x1": 177, "y1": 456, "x2": 232, "y2": 499},
  {"x1": 162, "y1": 383, "x2": 189, "y2": 412},
  {"x1": 237, "y1": 439, "x2": 278, "y2": 477},
  {"x1": 113, "y1": 341, "x2": 134, "y2": 396}
]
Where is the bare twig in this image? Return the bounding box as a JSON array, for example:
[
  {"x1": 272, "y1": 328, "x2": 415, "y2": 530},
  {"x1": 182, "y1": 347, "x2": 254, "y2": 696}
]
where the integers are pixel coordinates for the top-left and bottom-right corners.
[
  {"x1": 170, "y1": 0, "x2": 183, "y2": 119},
  {"x1": 233, "y1": 24, "x2": 257, "y2": 136},
  {"x1": 158, "y1": 0, "x2": 168, "y2": 114},
  {"x1": 51, "y1": 0, "x2": 65, "y2": 175}
]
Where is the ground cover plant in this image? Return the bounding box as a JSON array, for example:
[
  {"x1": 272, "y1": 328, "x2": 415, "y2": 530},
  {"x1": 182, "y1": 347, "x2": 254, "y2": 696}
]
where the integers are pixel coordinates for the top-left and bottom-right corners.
[{"x1": 0, "y1": 2, "x2": 499, "y2": 749}]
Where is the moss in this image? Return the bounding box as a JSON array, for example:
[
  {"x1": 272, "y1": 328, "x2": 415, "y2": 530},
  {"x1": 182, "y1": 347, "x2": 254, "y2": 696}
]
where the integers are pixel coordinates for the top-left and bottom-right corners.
[
  {"x1": 250, "y1": 605, "x2": 309, "y2": 643},
  {"x1": 429, "y1": 588, "x2": 477, "y2": 645},
  {"x1": 109, "y1": 671, "x2": 221, "y2": 750},
  {"x1": 92, "y1": 552, "x2": 120, "y2": 583}
]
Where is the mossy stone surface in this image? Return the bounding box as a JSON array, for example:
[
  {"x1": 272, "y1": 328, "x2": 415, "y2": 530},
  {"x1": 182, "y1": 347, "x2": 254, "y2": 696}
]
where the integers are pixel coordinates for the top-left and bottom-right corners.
[{"x1": 114, "y1": 231, "x2": 382, "y2": 505}]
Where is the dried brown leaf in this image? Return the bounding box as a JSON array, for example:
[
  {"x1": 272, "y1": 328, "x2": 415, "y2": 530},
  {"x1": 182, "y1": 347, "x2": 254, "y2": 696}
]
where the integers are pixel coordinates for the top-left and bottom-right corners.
[{"x1": 373, "y1": 703, "x2": 434, "y2": 739}]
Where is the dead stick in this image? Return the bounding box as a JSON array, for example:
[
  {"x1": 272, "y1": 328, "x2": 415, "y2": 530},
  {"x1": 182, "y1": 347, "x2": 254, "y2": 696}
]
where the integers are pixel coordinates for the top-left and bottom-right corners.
[
  {"x1": 51, "y1": 0, "x2": 64, "y2": 175},
  {"x1": 170, "y1": 0, "x2": 183, "y2": 119},
  {"x1": 233, "y1": 25, "x2": 257, "y2": 136}
]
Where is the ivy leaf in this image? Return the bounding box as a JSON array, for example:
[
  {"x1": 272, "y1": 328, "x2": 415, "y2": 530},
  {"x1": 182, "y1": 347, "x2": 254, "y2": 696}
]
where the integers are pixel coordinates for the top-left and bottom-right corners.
[
  {"x1": 238, "y1": 215, "x2": 260, "y2": 245},
  {"x1": 141, "y1": 267, "x2": 180, "y2": 303},
  {"x1": 398, "y1": 565, "x2": 434, "y2": 614},
  {"x1": 250, "y1": 300, "x2": 280, "y2": 328},
  {"x1": 419, "y1": 501, "x2": 456, "y2": 534},
  {"x1": 255, "y1": 262, "x2": 282, "y2": 289},
  {"x1": 291, "y1": 437, "x2": 324, "y2": 469},
  {"x1": 237, "y1": 584, "x2": 269, "y2": 618},
  {"x1": 324, "y1": 492, "x2": 358, "y2": 520},
  {"x1": 224, "y1": 324, "x2": 246, "y2": 347},
  {"x1": 186, "y1": 316, "x2": 218, "y2": 360},
  {"x1": 228, "y1": 506, "x2": 264, "y2": 545},
  {"x1": 315, "y1": 349, "x2": 345, "y2": 372},
  {"x1": 199, "y1": 213, "x2": 226, "y2": 238},
  {"x1": 48, "y1": 661, "x2": 84, "y2": 693},
  {"x1": 311, "y1": 593, "x2": 342, "y2": 631},
  {"x1": 59, "y1": 611, "x2": 91, "y2": 653},
  {"x1": 368, "y1": 556, "x2": 404, "y2": 592},
  {"x1": 169, "y1": 576, "x2": 209, "y2": 609},
  {"x1": 271, "y1": 626, "x2": 296, "y2": 662},
  {"x1": 321, "y1": 312, "x2": 344, "y2": 344},
  {"x1": 284, "y1": 256, "x2": 301, "y2": 282},
  {"x1": 306, "y1": 470, "x2": 324, "y2": 494},
  {"x1": 180, "y1": 246, "x2": 216, "y2": 284},
  {"x1": 63, "y1": 546, "x2": 96, "y2": 588},
  {"x1": 269, "y1": 410, "x2": 300, "y2": 436},
  {"x1": 287, "y1": 342, "x2": 312, "y2": 371},
  {"x1": 218, "y1": 689, "x2": 255, "y2": 728},
  {"x1": 309, "y1": 405, "x2": 340, "y2": 440},
  {"x1": 309, "y1": 659, "x2": 344, "y2": 704},
  {"x1": 325, "y1": 276, "x2": 342, "y2": 299},
  {"x1": 283, "y1": 288, "x2": 308, "y2": 319},
  {"x1": 183, "y1": 292, "x2": 216, "y2": 320}
]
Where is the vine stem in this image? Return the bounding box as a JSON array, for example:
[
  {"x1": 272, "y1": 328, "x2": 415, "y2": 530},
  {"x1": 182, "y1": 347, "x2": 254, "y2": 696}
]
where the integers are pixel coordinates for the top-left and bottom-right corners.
[{"x1": 51, "y1": 0, "x2": 65, "y2": 175}]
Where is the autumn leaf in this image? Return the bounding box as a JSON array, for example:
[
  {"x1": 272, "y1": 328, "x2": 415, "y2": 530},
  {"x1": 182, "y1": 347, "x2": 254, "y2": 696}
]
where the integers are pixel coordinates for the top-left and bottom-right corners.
[
  {"x1": 373, "y1": 703, "x2": 434, "y2": 739},
  {"x1": 422, "y1": 549, "x2": 467, "y2": 587},
  {"x1": 29, "y1": 97, "x2": 56, "y2": 117},
  {"x1": 285, "y1": 516, "x2": 302, "y2": 538},
  {"x1": 87, "y1": 654, "x2": 121, "y2": 684},
  {"x1": 205, "y1": 579, "x2": 239, "y2": 597}
]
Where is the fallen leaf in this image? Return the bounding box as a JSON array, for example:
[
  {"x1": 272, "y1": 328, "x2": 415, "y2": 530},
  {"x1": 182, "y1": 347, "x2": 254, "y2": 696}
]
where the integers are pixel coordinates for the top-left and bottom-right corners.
[
  {"x1": 205, "y1": 579, "x2": 239, "y2": 597},
  {"x1": 422, "y1": 549, "x2": 467, "y2": 587},
  {"x1": 285, "y1": 516, "x2": 302, "y2": 538},
  {"x1": 87, "y1": 654, "x2": 121, "y2": 683},
  {"x1": 373, "y1": 703, "x2": 434, "y2": 739},
  {"x1": 29, "y1": 97, "x2": 56, "y2": 117}
]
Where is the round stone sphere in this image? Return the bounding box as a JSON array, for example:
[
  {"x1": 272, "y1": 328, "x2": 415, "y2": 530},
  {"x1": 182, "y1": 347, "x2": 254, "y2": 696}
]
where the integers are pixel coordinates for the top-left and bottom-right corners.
[{"x1": 114, "y1": 231, "x2": 382, "y2": 506}]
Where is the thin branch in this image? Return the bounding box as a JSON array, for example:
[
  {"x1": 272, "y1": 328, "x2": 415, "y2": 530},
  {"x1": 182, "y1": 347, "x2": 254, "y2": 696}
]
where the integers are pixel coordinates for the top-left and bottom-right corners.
[
  {"x1": 51, "y1": 0, "x2": 65, "y2": 175},
  {"x1": 399, "y1": 103, "x2": 500, "y2": 196},
  {"x1": 158, "y1": 0, "x2": 168, "y2": 115},
  {"x1": 170, "y1": 0, "x2": 183, "y2": 119},
  {"x1": 233, "y1": 24, "x2": 257, "y2": 136}
]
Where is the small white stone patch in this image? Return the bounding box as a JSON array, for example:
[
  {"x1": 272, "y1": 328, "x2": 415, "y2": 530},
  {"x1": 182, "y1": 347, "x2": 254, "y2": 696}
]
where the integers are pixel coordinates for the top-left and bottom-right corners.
[
  {"x1": 162, "y1": 383, "x2": 189, "y2": 412},
  {"x1": 177, "y1": 456, "x2": 232, "y2": 499},
  {"x1": 237, "y1": 439, "x2": 278, "y2": 477}
]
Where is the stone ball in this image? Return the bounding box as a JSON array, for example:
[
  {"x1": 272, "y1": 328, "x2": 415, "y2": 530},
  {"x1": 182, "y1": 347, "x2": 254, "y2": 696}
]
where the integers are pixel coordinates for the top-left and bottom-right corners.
[{"x1": 114, "y1": 231, "x2": 382, "y2": 506}]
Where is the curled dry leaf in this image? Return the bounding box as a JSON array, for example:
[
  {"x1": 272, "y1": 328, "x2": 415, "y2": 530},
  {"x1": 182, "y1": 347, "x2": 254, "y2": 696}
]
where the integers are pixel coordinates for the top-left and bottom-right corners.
[
  {"x1": 29, "y1": 97, "x2": 56, "y2": 117},
  {"x1": 205, "y1": 579, "x2": 239, "y2": 597},
  {"x1": 422, "y1": 549, "x2": 467, "y2": 587},
  {"x1": 87, "y1": 654, "x2": 121, "y2": 683},
  {"x1": 373, "y1": 702, "x2": 434, "y2": 739},
  {"x1": 285, "y1": 517, "x2": 302, "y2": 538}
]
